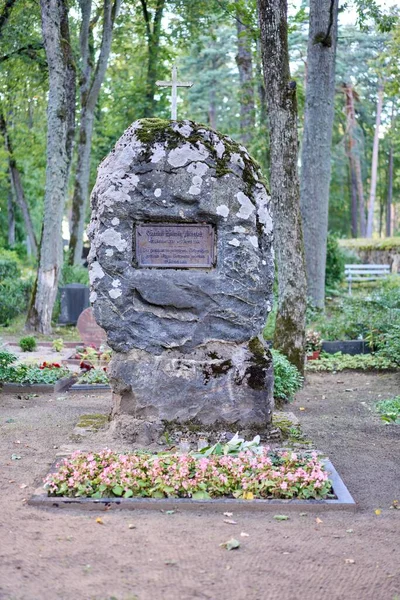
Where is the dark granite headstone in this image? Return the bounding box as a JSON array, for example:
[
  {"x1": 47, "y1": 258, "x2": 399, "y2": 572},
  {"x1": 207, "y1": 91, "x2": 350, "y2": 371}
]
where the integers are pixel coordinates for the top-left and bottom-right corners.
[
  {"x1": 58, "y1": 283, "x2": 90, "y2": 325},
  {"x1": 88, "y1": 119, "x2": 274, "y2": 440}
]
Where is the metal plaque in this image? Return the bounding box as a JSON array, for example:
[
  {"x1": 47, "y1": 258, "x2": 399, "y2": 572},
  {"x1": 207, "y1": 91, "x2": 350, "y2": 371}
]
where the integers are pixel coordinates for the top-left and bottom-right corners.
[{"x1": 135, "y1": 223, "x2": 215, "y2": 268}]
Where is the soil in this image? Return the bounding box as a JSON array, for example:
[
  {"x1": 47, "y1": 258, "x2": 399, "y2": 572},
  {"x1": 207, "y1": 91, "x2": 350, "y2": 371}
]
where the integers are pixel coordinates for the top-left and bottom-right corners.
[{"x1": 0, "y1": 371, "x2": 399, "y2": 600}]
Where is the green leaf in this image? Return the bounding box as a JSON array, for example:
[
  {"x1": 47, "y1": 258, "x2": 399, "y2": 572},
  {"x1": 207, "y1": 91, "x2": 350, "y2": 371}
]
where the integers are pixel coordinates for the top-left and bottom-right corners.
[
  {"x1": 124, "y1": 489, "x2": 133, "y2": 498},
  {"x1": 220, "y1": 538, "x2": 240, "y2": 551},
  {"x1": 112, "y1": 485, "x2": 123, "y2": 496},
  {"x1": 192, "y1": 490, "x2": 211, "y2": 500},
  {"x1": 273, "y1": 515, "x2": 289, "y2": 521}
]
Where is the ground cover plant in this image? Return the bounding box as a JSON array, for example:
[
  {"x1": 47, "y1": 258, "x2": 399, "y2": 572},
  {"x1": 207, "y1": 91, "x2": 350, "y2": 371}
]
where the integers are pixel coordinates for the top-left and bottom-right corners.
[
  {"x1": 271, "y1": 349, "x2": 303, "y2": 403},
  {"x1": 44, "y1": 443, "x2": 333, "y2": 501},
  {"x1": 376, "y1": 397, "x2": 400, "y2": 424},
  {"x1": 0, "y1": 350, "x2": 70, "y2": 384},
  {"x1": 306, "y1": 352, "x2": 398, "y2": 372}
]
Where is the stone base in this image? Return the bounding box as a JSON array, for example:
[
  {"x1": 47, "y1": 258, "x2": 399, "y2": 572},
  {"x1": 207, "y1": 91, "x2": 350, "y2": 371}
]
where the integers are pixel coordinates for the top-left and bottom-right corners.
[{"x1": 109, "y1": 338, "x2": 274, "y2": 435}]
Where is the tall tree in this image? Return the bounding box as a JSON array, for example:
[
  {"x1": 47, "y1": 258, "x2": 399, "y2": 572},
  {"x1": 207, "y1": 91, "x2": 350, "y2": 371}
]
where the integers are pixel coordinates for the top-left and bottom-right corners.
[
  {"x1": 258, "y1": 0, "x2": 307, "y2": 372},
  {"x1": 0, "y1": 109, "x2": 38, "y2": 255},
  {"x1": 366, "y1": 80, "x2": 384, "y2": 237},
  {"x1": 235, "y1": 9, "x2": 255, "y2": 147},
  {"x1": 140, "y1": 0, "x2": 165, "y2": 117},
  {"x1": 69, "y1": 0, "x2": 121, "y2": 265},
  {"x1": 26, "y1": 0, "x2": 76, "y2": 334},
  {"x1": 300, "y1": 0, "x2": 338, "y2": 309}
]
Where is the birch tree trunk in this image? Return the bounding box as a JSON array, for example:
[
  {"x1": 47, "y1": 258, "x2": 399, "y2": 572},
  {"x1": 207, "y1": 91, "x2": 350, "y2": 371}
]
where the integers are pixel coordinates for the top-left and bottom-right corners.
[
  {"x1": 258, "y1": 0, "x2": 307, "y2": 373},
  {"x1": 236, "y1": 15, "x2": 255, "y2": 147},
  {"x1": 366, "y1": 81, "x2": 384, "y2": 238},
  {"x1": 0, "y1": 111, "x2": 38, "y2": 254},
  {"x1": 300, "y1": 0, "x2": 338, "y2": 309},
  {"x1": 25, "y1": 0, "x2": 76, "y2": 334},
  {"x1": 69, "y1": 0, "x2": 121, "y2": 265}
]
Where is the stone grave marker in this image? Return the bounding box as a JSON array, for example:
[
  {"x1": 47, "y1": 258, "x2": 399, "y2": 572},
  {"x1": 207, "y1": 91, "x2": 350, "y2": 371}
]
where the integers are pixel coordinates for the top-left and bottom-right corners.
[
  {"x1": 76, "y1": 307, "x2": 107, "y2": 348},
  {"x1": 88, "y1": 118, "x2": 274, "y2": 441}
]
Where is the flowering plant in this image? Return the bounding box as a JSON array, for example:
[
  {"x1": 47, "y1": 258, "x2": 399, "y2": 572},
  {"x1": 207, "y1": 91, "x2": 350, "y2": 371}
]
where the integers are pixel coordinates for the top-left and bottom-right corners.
[
  {"x1": 305, "y1": 330, "x2": 322, "y2": 353},
  {"x1": 39, "y1": 361, "x2": 62, "y2": 369},
  {"x1": 44, "y1": 447, "x2": 333, "y2": 501}
]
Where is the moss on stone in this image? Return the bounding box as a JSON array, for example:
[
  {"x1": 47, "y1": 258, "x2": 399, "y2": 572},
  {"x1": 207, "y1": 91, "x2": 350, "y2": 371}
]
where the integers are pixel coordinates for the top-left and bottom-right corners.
[
  {"x1": 75, "y1": 413, "x2": 109, "y2": 431},
  {"x1": 246, "y1": 337, "x2": 272, "y2": 391}
]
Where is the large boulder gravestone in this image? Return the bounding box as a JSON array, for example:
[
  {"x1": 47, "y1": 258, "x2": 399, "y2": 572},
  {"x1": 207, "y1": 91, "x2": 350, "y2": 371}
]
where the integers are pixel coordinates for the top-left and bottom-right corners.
[{"x1": 88, "y1": 118, "x2": 274, "y2": 441}]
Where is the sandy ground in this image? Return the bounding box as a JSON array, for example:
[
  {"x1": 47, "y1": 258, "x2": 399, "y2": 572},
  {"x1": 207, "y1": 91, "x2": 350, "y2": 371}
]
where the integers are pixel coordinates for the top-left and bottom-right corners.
[{"x1": 0, "y1": 372, "x2": 399, "y2": 600}]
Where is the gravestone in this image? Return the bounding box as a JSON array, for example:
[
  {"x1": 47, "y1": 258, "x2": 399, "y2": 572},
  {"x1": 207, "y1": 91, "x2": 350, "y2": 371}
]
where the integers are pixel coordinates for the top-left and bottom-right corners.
[
  {"x1": 58, "y1": 283, "x2": 90, "y2": 325},
  {"x1": 76, "y1": 307, "x2": 107, "y2": 347},
  {"x1": 88, "y1": 118, "x2": 274, "y2": 441}
]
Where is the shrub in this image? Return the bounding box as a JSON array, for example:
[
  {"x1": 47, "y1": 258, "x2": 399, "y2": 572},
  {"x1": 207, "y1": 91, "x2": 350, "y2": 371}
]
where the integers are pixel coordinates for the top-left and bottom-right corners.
[
  {"x1": 376, "y1": 397, "x2": 400, "y2": 424},
  {"x1": 325, "y1": 234, "x2": 346, "y2": 290},
  {"x1": 0, "y1": 249, "x2": 20, "y2": 280},
  {"x1": 0, "y1": 250, "x2": 33, "y2": 326},
  {"x1": 19, "y1": 336, "x2": 37, "y2": 352},
  {"x1": 271, "y1": 349, "x2": 303, "y2": 403},
  {"x1": 59, "y1": 262, "x2": 89, "y2": 286},
  {"x1": 0, "y1": 349, "x2": 17, "y2": 381},
  {"x1": 306, "y1": 352, "x2": 397, "y2": 372},
  {"x1": 0, "y1": 361, "x2": 70, "y2": 384},
  {"x1": 78, "y1": 368, "x2": 109, "y2": 385},
  {"x1": 52, "y1": 338, "x2": 64, "y2": 352}
]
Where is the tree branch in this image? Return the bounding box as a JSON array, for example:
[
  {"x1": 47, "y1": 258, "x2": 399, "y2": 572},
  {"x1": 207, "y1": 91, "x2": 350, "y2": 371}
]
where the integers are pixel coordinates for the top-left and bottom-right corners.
[
  {"x1": 140, "y1": 0, "x2": 151, "y2": 44},
  {"x1": 0, "y1": 42, "x2": 45, "y2": 65},
  {"x1": 0, "y1": 0, "x2": 17, "y2": 37}
]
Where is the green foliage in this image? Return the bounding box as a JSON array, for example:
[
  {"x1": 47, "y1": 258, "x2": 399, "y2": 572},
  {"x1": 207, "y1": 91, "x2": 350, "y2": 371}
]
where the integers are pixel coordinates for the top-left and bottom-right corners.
[
  {"x1": 271, "y1": 349, "x2": 303, "y2": 402},
  {"x1": 0, "y1": 349, "x2": 17, "y2": 381},
  {"x1": 374, "y1": 325, "x2": 400, "y2": 365},
  {"x1": 59, "y1": 261, "x2": 89, "y2": 286},
  {"x1": 306, "y1": 352, "x2": 397, "y2": 372},
  {"x1": 325, "y1": 234, "x2": 346, "y2": 290},
  {"x1": 19, "y1": 336, "x2": 37, "y2": 352},
  {"x1": 0, "y1": 249, "x2": 33, "y2": 326},
  {"x1": 52, "y1": 338, "x2": 64, "y2": 352},
  {"x1": 2, "y1": 364, "x2": 70, "y2": 384},
  {"x1": 376, "y1": 397, "x2": 400, "y2": 423},
  {"x1": 339, "y1": 237, "x2": 400, "y2": 251},
  {"x1": 77, "y1": 368, "x2": 109, "y2": 385},
  {"x1": 0, "y1": 249, "x2": 20, "y2": 279}
]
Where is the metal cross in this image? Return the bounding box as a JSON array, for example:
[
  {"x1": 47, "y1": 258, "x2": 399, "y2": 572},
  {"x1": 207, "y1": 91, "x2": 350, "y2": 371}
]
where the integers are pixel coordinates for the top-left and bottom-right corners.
[{"x1": 156, "y1": 65, "x2": 193, "y2": 120}]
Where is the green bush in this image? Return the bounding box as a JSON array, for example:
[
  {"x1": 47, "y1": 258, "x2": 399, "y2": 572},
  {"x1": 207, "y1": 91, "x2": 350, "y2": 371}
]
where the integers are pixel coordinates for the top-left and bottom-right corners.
[
  {"x1": 271, "y1": 349, "x2": 303, "y2": 403},
  {"x1": 0, "y1": 277, "x2": 33, "y2": 326},
  {"x1": 376, "y1": 397, "x2": 400, "y2": 424},
  {"x1": 0, "y1": 249, "x2": 20, "y2": 280},
  {"x1": 19, "y1": 336, "x2": 37, "y2": 352},
  {"x1": 0, "y1": 349, "x2": 17, "y2": 381},
  {"x1": 325, "y1": 234, "x2": 346, "y2": 290},
  {"x1": 59, "y1": 262, "x2": 89, "y2": 286}
]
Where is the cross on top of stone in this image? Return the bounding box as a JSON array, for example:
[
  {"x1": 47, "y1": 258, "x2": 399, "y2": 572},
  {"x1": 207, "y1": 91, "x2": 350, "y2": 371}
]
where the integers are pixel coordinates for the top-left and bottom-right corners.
[{"x1": 156, "y1": 65, "x2": 193, "y2": 120}]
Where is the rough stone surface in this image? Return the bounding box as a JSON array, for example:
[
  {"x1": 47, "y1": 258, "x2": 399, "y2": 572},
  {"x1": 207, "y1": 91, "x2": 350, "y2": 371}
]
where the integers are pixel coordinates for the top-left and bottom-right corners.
[{"x1": 88, "y1": 118, "x2": 274, "y2": 431}]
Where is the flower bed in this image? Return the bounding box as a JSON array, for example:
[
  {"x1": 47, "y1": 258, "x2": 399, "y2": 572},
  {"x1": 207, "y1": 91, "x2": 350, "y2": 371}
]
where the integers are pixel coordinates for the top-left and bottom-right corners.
[{"x1": 44, "y1": 447, "x2": 333, "y2": 501}]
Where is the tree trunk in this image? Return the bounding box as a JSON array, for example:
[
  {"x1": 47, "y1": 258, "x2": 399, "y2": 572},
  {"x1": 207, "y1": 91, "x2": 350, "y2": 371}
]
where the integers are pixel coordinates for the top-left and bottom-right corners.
[
  {"x1": 350, "y1": 164, "x2": 358, "y2": 237},
  {"x1": 69, "y1": 0, "x2": 121, "y2": 265},
  {"x1": 141, "y1": 0, "x2": 165, "y2": 118},
  {"x1": 343, "y1": 83, "x2": 366, "y2": 237},
  {"x1": 26, "y1": 0, "x2": 76, "y2": 334},
  {"x1": 7, "y1": 184, "x2": 15, "y2": 246},
  {"x1": 300, "y1": 0, "x2": 338, "y2": 309},
  {"x1": 0, "y1": 111, "x2": 38, "y2": 254},
  {"x1": 236, "y1": 14, "x2": 255, "y2": 147},
  {"x1": 386, "y1": 141, "x2": 394, "y2": 238},
  {"x1": 366, "y1": 82, "x2": 384, "y2": 238},
  {"x1": 258, "y1": 0, "x2": 307, "y2": 373}
]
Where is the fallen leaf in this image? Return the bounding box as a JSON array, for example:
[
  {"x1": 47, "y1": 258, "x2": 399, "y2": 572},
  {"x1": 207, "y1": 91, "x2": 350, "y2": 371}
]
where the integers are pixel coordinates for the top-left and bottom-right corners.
[
  {"x1": 128, "y1": 523, "x2": 136, "y2": 529},
  {"x1": 240, "y1": 532, "x2": 249, "y2": 537},
  {"x1": 390, "y1": 500, "x2": 398, "y2": 509},
  {"x1": 19, "y1": 484, "x2": 28, "y2": 489},
  {"x1": 165, "y1": 510, "x2": 175, "y2": 515},
  {"x1": 11, "y1": 454, "x2": 22, "y2": 460},
  {"x1": 223, "y1": 512, "x2": 233, "y2": 517},
  {"x1": 223, "y1": 519, "x2": 237, "y2": 525},
  {"x1": 346, "y1": 529, "x2": 354, "y2": 534},
  {"x1": 345, "y1": 558, "x2": 355, "y2": 564},
  {"x1": 243, "y1": 491, "x2": 254, "y2": 500},
  {"x1": 374, "y1": 509, "x2": 382, "y2": 516},
  {"x1": 315, "y1": 517, "x2": 323, "y2": 524},
  {"x1": 14, "y1": 440, "x2": 21, "y2": 444},
  {"x1": 299, "y1": 513, "x2": 308, "y2": 517},
  {"x1": 220, "y1": 538, "x2": 240, "y2": 551},
  {"x1": 299, "y1": 407, "x2": 306, "y2": 411},
  {"x1": 273, "y1": 515, "x2": 289, "y2": 521},
  {"x1": 164, "y1": 560, "x2": 177, "y2": 566},
  {"x1": 96, "y1": 517, "x2": 104, "y2": 525}
]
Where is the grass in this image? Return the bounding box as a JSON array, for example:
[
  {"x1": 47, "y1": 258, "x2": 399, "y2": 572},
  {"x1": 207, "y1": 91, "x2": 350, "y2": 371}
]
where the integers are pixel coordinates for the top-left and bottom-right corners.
[{"x1": 1, "y1": 314, "x2": 80, "y2": 341}]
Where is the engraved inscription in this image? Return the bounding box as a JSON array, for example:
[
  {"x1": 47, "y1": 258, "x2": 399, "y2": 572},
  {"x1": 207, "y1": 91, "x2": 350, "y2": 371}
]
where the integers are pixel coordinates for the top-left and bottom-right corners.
[{"x1": 135, "y1": 223, "x2": 215, "y2": 268}]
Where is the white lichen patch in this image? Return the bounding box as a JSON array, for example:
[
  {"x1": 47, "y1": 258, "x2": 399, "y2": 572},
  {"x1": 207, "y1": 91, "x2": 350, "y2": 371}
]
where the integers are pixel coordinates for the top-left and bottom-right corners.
[
  {"x1": 236, "y1": 191, "x2": 255, "y2": 219},
  {"x1": 192, "y1": 175, "x2": 203, "y2": 187},
  {"x1": 112, "y1": 279, "x2": 121, "y2": 288},
  {"x1": 216, "y1": 205, "x2": 230, "y2": 218},
  {"x1": 109, "y1": 288, "x2": 122, "y2": 299},
  {"x1": 255, "y1": 185, "x2": 273, "y2": 233},
  {"x1": 233, "y1": 225, "x2": 246, "y2": 233},
  {"x1": 214, "y1": 140, "x2": 225, "y2": 159},
  {"x1": 111, "y1": 217, "x2": 120, "y2": 226},
  {"x1": 188, "y1": 186, "x2": 201, "y2": 195},
  {"x1": 167, "y1": 143, "x2": 209, "y2": 168},
  {"x1": 105, "y1": 248, "x2": 114, "y2": 257},
  {"x1": 150, "y1": 143, "x2": 166, "y2": 163},
  {"x1": 228, "y1": 238, "x2": 240, "y2": 247},
  {"x1": 154, "y1": 188, "x2": 162, "y2": 197},
  {"x1": 187, "y1": 162, "x2": 209, "y2": 177},
  {"x1": 89, "y1": 261, "x2": 105, "y2": 284},
  {"x1": 89, "y1": 291, "x2": 97, "y2": 303},
  {"x1": 262, "y1": 260, "x2": 267, "y2": 265},
  {"x1": 230, "y1": 153, "x2": 245, "y2": 169},
  {"x1": 173, "y1": 122, "x2": 193, "y2": 138},
  {"x1": 99, "y1": 228, "x2": 128, "y2": 252},
  {"x1": 249, "y1": 236, "x2": 259, "y2": 249}
]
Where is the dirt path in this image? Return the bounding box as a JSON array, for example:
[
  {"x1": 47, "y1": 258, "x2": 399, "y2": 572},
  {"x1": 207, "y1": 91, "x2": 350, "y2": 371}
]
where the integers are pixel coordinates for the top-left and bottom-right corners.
[{"x1": 0, "y1": 372, "x2": 399, "y2": 600}]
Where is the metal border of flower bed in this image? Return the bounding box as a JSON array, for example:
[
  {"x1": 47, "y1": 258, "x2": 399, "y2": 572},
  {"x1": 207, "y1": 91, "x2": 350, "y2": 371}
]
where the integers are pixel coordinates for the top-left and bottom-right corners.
[
  {"x1": 1, "y1": 383, "x2": 111, "y2": 393},
  {"x1": 29, "y1": 458, "x2": 356, "y2": 512}
]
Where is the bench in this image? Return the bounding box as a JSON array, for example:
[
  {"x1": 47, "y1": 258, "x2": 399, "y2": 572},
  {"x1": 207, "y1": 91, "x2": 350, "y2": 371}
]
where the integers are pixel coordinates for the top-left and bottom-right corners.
[{"x1": 345, "y1": 264, "x2": 391, "y2": 294}]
